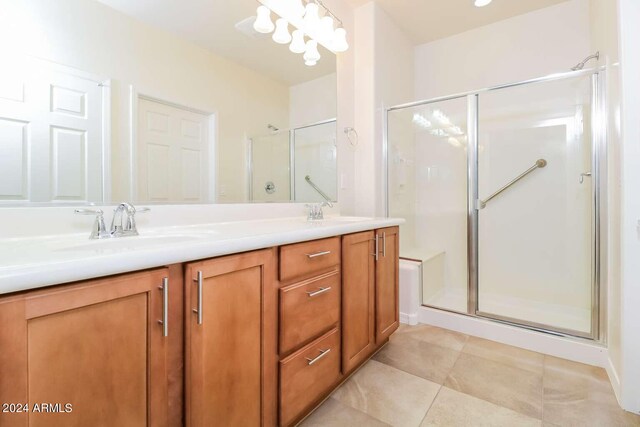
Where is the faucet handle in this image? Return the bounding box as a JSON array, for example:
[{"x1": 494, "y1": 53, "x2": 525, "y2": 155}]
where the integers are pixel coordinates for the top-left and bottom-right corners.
[
  {"x1": 136, "y1": 207, "x2": 151, "y2": 214},
  {"x1": 74, "y1": 208, "x2": 110, "y2": 239}
]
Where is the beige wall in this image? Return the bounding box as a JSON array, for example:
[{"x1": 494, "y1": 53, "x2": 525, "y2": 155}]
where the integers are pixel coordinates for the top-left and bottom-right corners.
[
  {"x1": 0, "y1": 0, "x2": 290, "y2": 203},
  {"x1": 289, "y1": 73, "x2": 337, "y2": 128},
  {"x1": 589, "y1": 0, "x2": 623, "y2": 399}
]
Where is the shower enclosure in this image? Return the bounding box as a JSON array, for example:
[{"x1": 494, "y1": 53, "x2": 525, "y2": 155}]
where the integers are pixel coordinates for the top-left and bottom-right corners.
[{"x1": 386, "y1": 69, "x2": 604, "y2": 339}]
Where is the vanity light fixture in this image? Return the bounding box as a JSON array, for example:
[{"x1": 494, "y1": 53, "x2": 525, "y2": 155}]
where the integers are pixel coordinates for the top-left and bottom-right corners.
[
  {"x1": 474, "y1": 0, "x2": 492, "y2": 7},
  {"x1": 273, "y1": 18, "x2": 292, "y2": 44},
  {"x1": 253, "y1": 0, "x2": 349, "y2": 66},
  {"x1": 254, "y1": 5, "x2": 275, "y2": 33}
]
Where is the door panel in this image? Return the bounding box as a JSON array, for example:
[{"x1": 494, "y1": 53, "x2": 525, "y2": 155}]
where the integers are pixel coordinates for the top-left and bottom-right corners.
[
  {"x1": 0, "y1": 269, "x2": 169, "y2": 427},
  {"x1": 375, "y1": 227, "x2": 400, "y2": 344},
  {"x1": 137, "y1": 98, "x2": 210, "y2": 203},
  {"x1": 476, "y1": 74, "x2": 595, "y2": 336},
  {"x1": 186, "y1": 249, "x2": 276, "y2": 427},
  {"x1": 341, "y1": 231, "x2": 376, "y2": 373},
  {"x1": 0, "y1": 58, "x2": 104, "y2": 203}
]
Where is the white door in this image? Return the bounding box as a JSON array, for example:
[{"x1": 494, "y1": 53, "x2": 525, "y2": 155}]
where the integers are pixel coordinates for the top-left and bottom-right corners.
[
  {"x1": 137, "y1": 98, "x2": 211, "y2": 202},
  {"x1": 0, "y1": 61, "x2": 105, "y2": 203}
]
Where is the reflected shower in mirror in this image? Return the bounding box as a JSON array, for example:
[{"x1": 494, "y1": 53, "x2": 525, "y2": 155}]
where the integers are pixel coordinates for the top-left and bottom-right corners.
[
  {"x1": 0, "y1": 0, "x2": 337, "y2": 205},
  {"x1": 249, "y1": 120, "x2": 337, "y2": 203}
]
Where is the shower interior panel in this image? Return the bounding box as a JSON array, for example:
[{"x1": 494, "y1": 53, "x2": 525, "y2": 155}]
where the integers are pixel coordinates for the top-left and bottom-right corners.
[{"x1": 387, "y1": 70, "x2": 599, "y2": 338}]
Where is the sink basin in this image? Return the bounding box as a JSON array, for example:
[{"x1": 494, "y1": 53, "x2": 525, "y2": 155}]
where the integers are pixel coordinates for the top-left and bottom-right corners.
[{"x1": 56, "y1": 234, "x2": 204, "y2": 253}]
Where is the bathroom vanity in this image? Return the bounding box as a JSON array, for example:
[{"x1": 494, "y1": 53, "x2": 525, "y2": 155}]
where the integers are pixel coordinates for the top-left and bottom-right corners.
[{"x1": 0, "y1": 218, "x2": 400, "y2": 427}]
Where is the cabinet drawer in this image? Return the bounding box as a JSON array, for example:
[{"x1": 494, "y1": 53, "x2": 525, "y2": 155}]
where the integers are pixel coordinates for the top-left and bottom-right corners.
[
  {"x1": 279, "y1": 328, "x2": 341, "y2": 427},
  {"x1": 279, "y1": 237, "x2": 340, "y2": 282},
  {"x1": 279, "y1": 271, "x2": 340, "y2": 355}
]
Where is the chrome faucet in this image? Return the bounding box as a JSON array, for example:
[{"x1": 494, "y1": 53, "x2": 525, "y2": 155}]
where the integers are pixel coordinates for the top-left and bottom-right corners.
[
  {"x1": 306, "y1": 202, "x2": 331, "y2": 221},
  {"x1": 75, "y1": 203, "x2": 149, "y2": 239}
]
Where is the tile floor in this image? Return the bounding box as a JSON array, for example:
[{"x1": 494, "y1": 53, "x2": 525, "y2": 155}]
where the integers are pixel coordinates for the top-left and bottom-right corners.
[{"x1": 300, "y1": 324, "x2": 640, "y2": 427}]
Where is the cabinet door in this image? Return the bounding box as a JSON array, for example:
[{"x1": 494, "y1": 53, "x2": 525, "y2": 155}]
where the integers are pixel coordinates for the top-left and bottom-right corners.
[
  {"x1": 0, "y1": 269, "x2": 170, "y2": 427},
  {"x1": 185, "y1": 249, "x2": 276, "y2": 427},
  {"x1": 341, "y1": 231, "x2": 376, "y2": 373},
  {"x1": 375, "y1": 226, "x2": 400, "y2": 344}
]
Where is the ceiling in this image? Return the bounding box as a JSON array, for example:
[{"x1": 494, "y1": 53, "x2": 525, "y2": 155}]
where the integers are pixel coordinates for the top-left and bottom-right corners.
[
  {"x1": 96, "y1": 0, "x2": 336, "y2": 86},
  {"x1": 349, "y1": 0, "x2": 570, "y2": 44}
]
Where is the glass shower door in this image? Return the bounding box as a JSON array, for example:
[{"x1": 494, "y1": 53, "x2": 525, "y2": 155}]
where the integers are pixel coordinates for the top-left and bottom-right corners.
[
  {"x1": 476, "y1": 74, "x2": 596, "y2": 336},
  {"x1": 387, "y1": 97, "x2": 469, "y2": 313}
]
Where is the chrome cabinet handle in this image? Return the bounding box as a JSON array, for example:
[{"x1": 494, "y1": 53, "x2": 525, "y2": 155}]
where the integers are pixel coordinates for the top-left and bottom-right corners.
[
  {"x1": 158, "y1": 277, "x2": 169, "y2": 337},
  {"x1": 382, "y1": 232, "x2": 387, "y2": 258},
  {"x1": 372, "y1": 235, "x2": 379, "y2": 261},
  {"x1": 580, "y1": 172, "x2": 592, "y2": 184},
  {"x1": 306, "y1": 286, "x2": 332, "y2": 297},
  {"x1": 193, "y1": 271, "x2": 203, "y2": 325},
  {"x1": 306, "y1": 348, "x2": 331, "y2": 366},
  {"x1": 305, "y1": 250, "x2": 331, "y2": 258}
]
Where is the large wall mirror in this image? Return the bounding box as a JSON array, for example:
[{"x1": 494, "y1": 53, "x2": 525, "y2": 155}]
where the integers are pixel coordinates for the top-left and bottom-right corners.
[{"x1": 0, "y1": 0, "x2": 337, "y2": 205}]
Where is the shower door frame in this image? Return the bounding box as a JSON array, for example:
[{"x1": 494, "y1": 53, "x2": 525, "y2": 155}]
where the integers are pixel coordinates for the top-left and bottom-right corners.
[{"x1": 384, "y1": 67, "x2": 607, "y2": 342}]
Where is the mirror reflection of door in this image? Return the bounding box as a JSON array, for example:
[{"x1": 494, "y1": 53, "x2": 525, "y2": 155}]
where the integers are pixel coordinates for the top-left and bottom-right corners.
[
  {"x1": 0, "y1": 60, "x2": 106, "y2": 204},
  {"x1": 137, "y1": 97, "x2": 213, "y2": 203}
]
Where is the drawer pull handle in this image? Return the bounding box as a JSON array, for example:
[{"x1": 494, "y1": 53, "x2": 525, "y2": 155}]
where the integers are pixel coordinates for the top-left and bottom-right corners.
[
  {"x1": 306, "y1": 286, "x2": 332, "y2": 297},
  {"x1": 193, "y1": 271, "x2": 203, "y2": 325},
  {"x1": 158, "y1": 277, "x2": 169, "y2": 337},
  {"x1": 305, "y1": 250, "x2": 331, "y2": 258},
  {"x1": 306, "y1": 348, "x2": 331, "y2": 366}
]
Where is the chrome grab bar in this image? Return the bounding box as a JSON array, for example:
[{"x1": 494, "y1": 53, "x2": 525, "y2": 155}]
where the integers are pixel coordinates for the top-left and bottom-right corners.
[
  {"x1": 305, "y1": 175, "x2": 334, "y2": 208},
  {"x1": 479, "y1": 159, "x2": 547, "y2": 209}
]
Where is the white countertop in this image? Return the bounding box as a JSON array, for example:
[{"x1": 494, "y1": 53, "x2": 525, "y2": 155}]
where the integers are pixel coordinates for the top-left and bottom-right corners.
[{"x1": 0, "y1": 216, "x2": 404, "y2": 295}]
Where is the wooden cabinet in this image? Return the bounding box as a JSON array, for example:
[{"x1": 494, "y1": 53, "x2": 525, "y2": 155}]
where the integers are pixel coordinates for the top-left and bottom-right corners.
[
  {"x1": 0, "y1": 269, "x2": 170, "y2": 427},
  {"x1": 0, "y1": 227, "x2": 399, "y2": 427},
  {"x1": 184, "y1": 248, "x2": 277, "y2": 427},
  {"x1": 341, "y1": 231, "x2": 376, "y2": 373},
  {"x1": 279, "y1": 328, "x2": 341, "y2": 427},
  {"x1": 342, "y1": 227, "x2": 400, "y2": 372},
  {"x1": 375, "y1": 227, "x2": 400, "y2": 344}
]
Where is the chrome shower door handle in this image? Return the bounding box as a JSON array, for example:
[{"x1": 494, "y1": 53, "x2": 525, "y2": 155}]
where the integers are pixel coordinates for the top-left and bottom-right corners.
[{"x1": 580, "y1": 172, "x2": 592, "y2": 184}]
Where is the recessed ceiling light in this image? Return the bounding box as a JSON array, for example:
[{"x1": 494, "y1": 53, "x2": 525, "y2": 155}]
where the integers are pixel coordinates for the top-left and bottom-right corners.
[{"x1": 475, "y1": 0, "x2": 492, "y2": 7}]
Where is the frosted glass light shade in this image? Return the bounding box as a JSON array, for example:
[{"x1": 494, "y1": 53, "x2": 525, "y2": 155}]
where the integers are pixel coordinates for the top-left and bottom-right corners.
[
  {"x1": 303, "y1": 2, "x2": 320, "y2": 31},
  {"x1": 272, "y1": 19, "x2": 291, "y2": 44},
  {"x1": 288, "y1": 0, "x2": 305, "y2": 17},
  {"x1": 289, "y1": 29, "x2": 306, "y2": 53},
  {"x1": 254, "y1": 6, "x2": 274, "y2": 34},
  {"x1": 303, "y1": 39, "x2": 321, "y2": 62},
  {"x1": 320, "y1": 16, "x2": 335, "y2": 41},
  {"x1": 332, "y1": 27, "x2": 348, "y2": 52},
  {"x1": 305, "y1": 59, "x2": 317, "y2": 67},
  {"x1": 474, "y1": 0, "x2": 492, "y2": 6}
]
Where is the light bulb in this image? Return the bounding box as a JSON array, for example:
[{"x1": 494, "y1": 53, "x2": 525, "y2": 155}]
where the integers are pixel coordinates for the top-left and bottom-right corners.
[
  {"x1": 253, "y1": 5, "x2": 274, "y2": 34},
  {"x1": 303, "y1": 2, "x2": 320, "y2": 32},
  {"x1": 305, "y1": 59, "x2": 317, "y2": 67},
  {"x1": 474, "y1": 0, "x2": 492, "y2": 6},
  {"x1": 289, "y1": 29, "x2": 306, "y2": 53},
  {"x1": 332, "y1": 27, "x2": 348, "y2": 52},
  {"x1": 272, "y1": 19, "x2": 291, "y2": 44},
  {"x1": 303, "y1": 39, "x2": 321, "y2": 62},
  {"x1": 320, "y1": 16, "x2": 335, "y2": 42}
]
